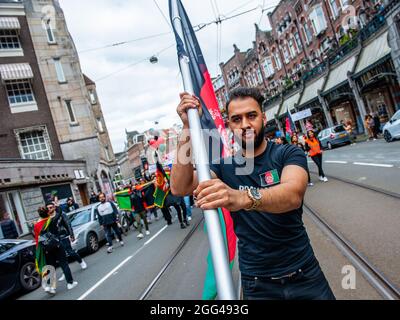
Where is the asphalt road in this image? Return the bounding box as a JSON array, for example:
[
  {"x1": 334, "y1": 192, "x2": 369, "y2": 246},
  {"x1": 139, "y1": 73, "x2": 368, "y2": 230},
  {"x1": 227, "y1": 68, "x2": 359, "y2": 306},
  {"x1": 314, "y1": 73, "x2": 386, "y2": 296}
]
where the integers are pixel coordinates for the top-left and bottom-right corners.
[
  {"x1": 19, "y1": 210, "x2": 205, "y2": 300},
  {"x1": 308, "y1": 139, "x2": 400, "y2": 194}
]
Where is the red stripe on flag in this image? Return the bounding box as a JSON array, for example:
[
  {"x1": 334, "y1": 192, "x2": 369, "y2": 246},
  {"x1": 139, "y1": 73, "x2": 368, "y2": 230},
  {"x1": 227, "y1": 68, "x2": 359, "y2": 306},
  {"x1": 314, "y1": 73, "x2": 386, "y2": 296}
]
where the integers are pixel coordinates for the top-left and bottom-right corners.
[{"x1": 200, "y1": 70, "x2": 230, "y2": 157}]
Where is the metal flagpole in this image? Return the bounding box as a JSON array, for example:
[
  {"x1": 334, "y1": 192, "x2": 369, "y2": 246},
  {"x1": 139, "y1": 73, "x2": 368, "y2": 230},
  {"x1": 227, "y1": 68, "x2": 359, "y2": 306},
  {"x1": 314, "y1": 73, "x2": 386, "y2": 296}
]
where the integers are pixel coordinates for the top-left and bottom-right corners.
[{"x1": 170, "y1": 0, "x2": 237, "y2": 300}]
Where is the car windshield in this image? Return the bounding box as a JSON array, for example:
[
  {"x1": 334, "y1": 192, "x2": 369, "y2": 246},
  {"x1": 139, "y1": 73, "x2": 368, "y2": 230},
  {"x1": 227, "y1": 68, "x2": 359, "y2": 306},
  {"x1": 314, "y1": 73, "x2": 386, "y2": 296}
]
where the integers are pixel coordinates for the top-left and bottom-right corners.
[
  {"x1": 0, "y1": 242, "x2": 18, "y2": 255},
  {"x1": 69, "y1": 209, "x2": 91, "y2": 227},
  {"x1": 333, "y1": 125, "x2": 346, "y2": 133}
]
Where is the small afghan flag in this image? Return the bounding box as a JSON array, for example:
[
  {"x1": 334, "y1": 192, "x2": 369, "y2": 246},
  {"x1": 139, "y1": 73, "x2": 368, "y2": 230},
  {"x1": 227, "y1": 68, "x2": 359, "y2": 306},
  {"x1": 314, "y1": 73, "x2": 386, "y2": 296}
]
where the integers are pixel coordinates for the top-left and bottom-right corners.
[
  {"x1": 115, "y1": 189, "x2": 132, "y2": 211},
  {"x1": 153, "y1": 161, "x2": 170, "y2": 208},
  {"x1": 33, "y1": 218, "x2": 51, "y2": 277}
]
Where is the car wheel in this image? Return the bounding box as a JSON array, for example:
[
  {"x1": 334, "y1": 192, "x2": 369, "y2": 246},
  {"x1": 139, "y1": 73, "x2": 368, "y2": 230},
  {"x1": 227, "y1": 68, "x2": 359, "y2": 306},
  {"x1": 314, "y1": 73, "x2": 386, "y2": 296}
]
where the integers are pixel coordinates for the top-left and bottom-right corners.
[
  {"x1": 327, "y1": 142, "x2": 333, "y2": 150},
  {"x1": 19, "y1": 262, "x2": 41, "y2": 292},
  {"x1": 87, "y1": 232, "x2": 99, "y2": 254},
  {"x1": 384, "y1": 131, "x2": 392, "y2": 143}
]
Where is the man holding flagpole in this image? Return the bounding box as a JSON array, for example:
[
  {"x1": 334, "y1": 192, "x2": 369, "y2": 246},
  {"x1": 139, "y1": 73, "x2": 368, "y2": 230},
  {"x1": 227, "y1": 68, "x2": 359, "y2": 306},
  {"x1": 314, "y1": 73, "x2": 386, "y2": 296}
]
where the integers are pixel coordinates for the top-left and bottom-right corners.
[{"x1": 171, "y1": 87, "x2": 335, "y2": 300}]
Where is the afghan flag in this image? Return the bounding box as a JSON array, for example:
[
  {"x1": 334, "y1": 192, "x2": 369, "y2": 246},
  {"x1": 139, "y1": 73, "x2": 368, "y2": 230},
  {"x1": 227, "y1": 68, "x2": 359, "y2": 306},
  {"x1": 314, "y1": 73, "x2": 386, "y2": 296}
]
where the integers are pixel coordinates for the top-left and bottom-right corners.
[
  {"x1": 153, "y1": 161, "x2": 170, "y2": 208},
  {"x1": 33, "y1": 218, "x2": 51, "y2": 276},
  {"x1": 285, "y1": 107, "x2": 296, "y2": 142},
  {"x1": 115, "y1": 189, "x2": 133, "y2": 211},
  {"x1": 169, "y1": 0, "x2": 237, "y2": 300}
]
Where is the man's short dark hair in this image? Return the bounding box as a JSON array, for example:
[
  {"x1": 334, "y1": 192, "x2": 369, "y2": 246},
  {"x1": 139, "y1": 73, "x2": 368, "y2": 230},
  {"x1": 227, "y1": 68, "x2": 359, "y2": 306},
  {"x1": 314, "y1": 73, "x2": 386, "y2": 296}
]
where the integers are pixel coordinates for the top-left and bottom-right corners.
[{"x1": 226, "y1": 87, "x2": 265, "y2": 113}]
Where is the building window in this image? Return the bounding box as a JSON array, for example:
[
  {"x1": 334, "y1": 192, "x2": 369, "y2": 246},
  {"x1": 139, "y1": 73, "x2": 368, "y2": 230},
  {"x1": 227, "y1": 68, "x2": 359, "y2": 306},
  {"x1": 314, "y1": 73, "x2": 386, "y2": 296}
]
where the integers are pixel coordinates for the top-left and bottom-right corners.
[
  {"x1": 65, "y1": 100, "x2": 77, "y2": 124},
  {"x1": 19, "y1": 130, "x2": 51, "y2": 160},
  {"x1": 5, "y1": 79, "x2": 35, "y2": 106},
  {"x1": 288, "y1": 38, "x2": 297, "y2": 58},
  {"x1": 0, "y1": 29, "x2": 21, "y2": 50},
  {"x1": 329, "y1": 0, "x2": 340, "y2": 19},
  {"x1": 105, "y1": 147, "x2": 111, "y2": 162},
  {"x1": 294, "y1": 32, "x2": 303, "y2": 53},
  {"x1": 309, "y1": 5, "x2": 327, "y2": 35},
  {"x1": 263, "y1": 57, "x2": 275, "y2": 77},
  {"x1": 54, "y1": 58, "x2": 66, "y2": 83},
  {"x1": 44, "y1": 19, "x2": 56, "y2": 43},
  {"x1": 97, "y1": 118, "x2": 104, "y2": 133},
  {"x1": 257, "y1": 68, "x2": 263, "y2": 84},
  {"x1": 89, "y1": 90, "x2": 97, "y2": 104},
  {"x1": 283, "y1": 46, "x2": 290, "y2": 64},
  {"x1": 273, "y1": 53, "x2": 282, "y2": 70},
  {"x1": 303, "y1": 22, "x2": 313, "y2": 44},
  {"x1": 339, "y1": 0, "x2": 350, "y2": 8}
]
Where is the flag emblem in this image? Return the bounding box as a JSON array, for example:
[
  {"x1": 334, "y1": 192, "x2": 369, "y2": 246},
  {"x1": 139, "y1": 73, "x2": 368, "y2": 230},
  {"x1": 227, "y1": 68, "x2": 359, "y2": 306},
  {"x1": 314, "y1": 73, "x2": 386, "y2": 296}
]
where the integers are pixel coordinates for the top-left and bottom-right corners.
[{"x1": 260, "y1": 169, "x2": 280, "y2": 187}]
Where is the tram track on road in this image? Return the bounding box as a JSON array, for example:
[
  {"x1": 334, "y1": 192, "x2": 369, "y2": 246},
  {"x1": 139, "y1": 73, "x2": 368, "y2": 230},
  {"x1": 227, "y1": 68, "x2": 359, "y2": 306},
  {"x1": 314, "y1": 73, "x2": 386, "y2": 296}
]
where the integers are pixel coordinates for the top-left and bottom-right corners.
[
  {"x1": 309, "y1": 171, "x2": 400, "y2": 199},
  {"x1": 304, "y1": 202, "x2": 400, "y2": 300},
  {"x1": 139, "y1": 216, "x2": 205, "y2": 300}
]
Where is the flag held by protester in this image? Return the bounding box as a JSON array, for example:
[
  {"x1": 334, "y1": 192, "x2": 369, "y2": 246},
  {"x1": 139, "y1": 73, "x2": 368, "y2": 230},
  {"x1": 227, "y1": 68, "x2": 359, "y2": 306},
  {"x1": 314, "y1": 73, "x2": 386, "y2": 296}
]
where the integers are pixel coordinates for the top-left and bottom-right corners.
[{"x1": 169, "y1": 0, "x2": 237, "y2": 300}]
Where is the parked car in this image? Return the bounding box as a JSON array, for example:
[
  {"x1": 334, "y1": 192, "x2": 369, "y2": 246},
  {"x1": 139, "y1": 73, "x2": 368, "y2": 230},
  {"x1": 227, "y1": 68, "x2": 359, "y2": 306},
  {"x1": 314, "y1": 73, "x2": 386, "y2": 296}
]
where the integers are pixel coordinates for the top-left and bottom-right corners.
[
  {"x1": 67, "y1": 204, "x2": 105, "y2": 254},
  {"x1": 318, "y1": 125, "x2": 351, "y2": 150},
  {"x1": 383, "y1": 110, "x2": 400, "y2": 142},
  {"x1": 67, "y1": 203, "x2": 123, "y2": 254},
  {"x1": 0, "y1": 239, "x2": 41, "y2": 300}
]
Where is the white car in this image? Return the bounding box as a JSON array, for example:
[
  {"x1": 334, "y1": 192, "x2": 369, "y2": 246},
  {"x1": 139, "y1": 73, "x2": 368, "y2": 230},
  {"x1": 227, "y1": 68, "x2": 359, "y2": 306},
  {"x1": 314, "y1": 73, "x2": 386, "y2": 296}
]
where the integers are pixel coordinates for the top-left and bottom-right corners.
[{"x1": 383, "y1": 110, "x2": 400, "y2": 142}]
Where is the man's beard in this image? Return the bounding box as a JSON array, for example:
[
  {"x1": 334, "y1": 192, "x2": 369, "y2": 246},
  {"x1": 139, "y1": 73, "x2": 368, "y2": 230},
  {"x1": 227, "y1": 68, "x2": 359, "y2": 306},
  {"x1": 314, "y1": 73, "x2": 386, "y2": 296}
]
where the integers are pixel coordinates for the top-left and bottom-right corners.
[{"x1": 237, "y1": 123, "x2": 265, "y2": 151}]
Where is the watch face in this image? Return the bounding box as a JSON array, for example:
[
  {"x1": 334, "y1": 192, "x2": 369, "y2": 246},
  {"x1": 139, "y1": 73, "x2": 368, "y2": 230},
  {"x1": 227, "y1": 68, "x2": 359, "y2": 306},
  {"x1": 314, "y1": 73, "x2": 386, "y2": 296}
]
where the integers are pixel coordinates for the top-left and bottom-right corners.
[{"x1": 250, "y1": 188, "x2": 262, "y2": 201}]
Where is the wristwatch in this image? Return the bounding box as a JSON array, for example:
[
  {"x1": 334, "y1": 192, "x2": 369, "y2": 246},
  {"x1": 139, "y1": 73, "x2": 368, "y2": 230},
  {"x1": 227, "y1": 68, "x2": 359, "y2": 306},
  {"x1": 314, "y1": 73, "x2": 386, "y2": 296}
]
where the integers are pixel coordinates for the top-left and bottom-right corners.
[{"x1": 245, "y1": 188, "x2": 262, "y2": 211}]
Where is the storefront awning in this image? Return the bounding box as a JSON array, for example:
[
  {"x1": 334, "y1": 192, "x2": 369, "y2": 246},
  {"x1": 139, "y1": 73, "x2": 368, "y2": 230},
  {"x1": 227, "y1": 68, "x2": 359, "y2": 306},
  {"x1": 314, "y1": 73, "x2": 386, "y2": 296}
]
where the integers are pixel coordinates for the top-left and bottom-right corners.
[
  {"x1": 0, "y1": 17, "x2": 21, "y2": 30},
  {"x1": 355, "y1": 31, "x2": 391, "y2": 75},
  {"x1": 278, "y1": 92, "x2": 300, "y2": 116},
  {"x1": 324, "y1": 55, "x2": 357, "y2": 93},
  {"x1": 265, "y1": 102, "x2": 280, "y2": 121},
  {"x1": 0, "y1": 63, "x2": 33, "y2": 81},
  {"x1": 299, "y1": 76, "x2": 326, "y2": 107}
]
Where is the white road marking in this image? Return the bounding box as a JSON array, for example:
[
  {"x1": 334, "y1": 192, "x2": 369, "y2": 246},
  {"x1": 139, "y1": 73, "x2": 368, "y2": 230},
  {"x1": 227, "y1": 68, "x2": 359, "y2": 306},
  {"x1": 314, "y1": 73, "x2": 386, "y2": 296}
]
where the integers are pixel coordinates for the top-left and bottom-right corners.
[
  {"x1": 353, "y1": 162, "x2": 394, "y2": 168},
  {"x1": 77, "y1": 224, "x2": 168, "y2": 300},
  {"x1": 77, "y1": 256, "x2": 134, "y2": 300},
  {"x1": 325, "y1": 161, "x2": 348, "y2": 164},
  {"x1": 144, "y1": 225, "x2": 168, "y2": 246}
]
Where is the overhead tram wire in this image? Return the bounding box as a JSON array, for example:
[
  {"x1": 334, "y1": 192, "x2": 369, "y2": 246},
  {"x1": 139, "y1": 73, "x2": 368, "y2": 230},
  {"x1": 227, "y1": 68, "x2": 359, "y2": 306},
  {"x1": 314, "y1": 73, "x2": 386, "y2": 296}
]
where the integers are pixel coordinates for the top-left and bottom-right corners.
[
  {"x1": 258, "y1": 0, "x2": 266, "y2": 26},
  {"x1": 75, "y1": 3, "x2": 278, "y2": 56},
  {"x1": 193, "y1": 4, "x2": 278, "y2": 32},
  {"x1": 78, "y1": 32, "x2": 171, "y2": 54},
  {"x1": 46, "y1": 3, "x2": 280, "y2": 90},
  {"x1": 152, "y1": 0, "x2": 173, "y2": 31}
]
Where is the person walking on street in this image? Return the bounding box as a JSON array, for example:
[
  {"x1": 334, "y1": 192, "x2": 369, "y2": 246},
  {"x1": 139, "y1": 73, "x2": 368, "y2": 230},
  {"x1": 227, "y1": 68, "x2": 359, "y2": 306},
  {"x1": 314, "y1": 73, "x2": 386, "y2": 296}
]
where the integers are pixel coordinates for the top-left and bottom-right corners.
[
  {"x1": 95, "y1": 193, "x2": 124, "y2": 253},
  {"x1": 89, "y1": 192, "x2": 99, "y2": 204},
  {"x1": 291, "y1": 135, "x2": 313, "y2": 187},
  {"x1": 373, "y1": 112, "x2": 381, "y2": 137},
  {"x1": 365, "y1": 115, "x2": 376, "y2": 140},
  {"x1": 130, "y1": 187, "x2": 150, "y2": 239},
  {"x1": 184, "y1": 196, "x2": 193, "y2": 221},
  {"x1": 0, "y1": 212, "x2": 19, "y2": 239},
  {"x1": 305, "y1": 130, "x2": 328, "y2": 183},
  {"x1": 344, "y1": 120, "x2": 356, "y2": 145},
  {"x1": 34, "y1": 203, "x2": 78, "y2": 295},
  {"x1": 61, "y1": 197, "x2": 79, "y2": 213},
  {"x1": 171, "y1": 88, "x2": 335, "y2": 300},
  {"x1": 166, "y1": 194, "x2": 190, "y2": 229},
  {"x1": 57, "y1": 209, "x2": 87, "y2": 282}
]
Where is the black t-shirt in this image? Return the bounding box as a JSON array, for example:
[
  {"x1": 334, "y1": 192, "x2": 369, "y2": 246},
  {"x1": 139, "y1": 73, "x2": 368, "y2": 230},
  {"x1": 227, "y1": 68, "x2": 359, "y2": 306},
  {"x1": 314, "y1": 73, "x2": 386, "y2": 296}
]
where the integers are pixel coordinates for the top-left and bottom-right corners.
[
  {"x1": 210, "y1": 142, "x2": 315, "y2": 278},
  {"x1": 130, "y1": 191, "x2": 146, "y2": 213}
]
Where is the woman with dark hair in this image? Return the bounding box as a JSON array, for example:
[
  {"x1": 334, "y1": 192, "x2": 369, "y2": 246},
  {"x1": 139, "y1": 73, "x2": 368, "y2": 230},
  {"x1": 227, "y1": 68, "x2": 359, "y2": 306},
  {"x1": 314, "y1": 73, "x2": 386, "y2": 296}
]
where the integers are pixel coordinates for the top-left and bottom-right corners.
[
  {"x1": 304, "y1": 130, "x2": 328, "y2": 183},
  {"x1": 34, "y1": 204, "x2": 77, "y2": 295}
]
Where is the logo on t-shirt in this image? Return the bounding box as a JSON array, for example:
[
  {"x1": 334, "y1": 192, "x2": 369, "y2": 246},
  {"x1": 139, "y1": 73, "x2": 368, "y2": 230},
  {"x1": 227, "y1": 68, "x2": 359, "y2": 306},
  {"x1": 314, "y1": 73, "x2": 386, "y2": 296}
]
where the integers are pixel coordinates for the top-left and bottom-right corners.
[{"x1": 260, "y1": 169, "x2": 280, "y2": 187}]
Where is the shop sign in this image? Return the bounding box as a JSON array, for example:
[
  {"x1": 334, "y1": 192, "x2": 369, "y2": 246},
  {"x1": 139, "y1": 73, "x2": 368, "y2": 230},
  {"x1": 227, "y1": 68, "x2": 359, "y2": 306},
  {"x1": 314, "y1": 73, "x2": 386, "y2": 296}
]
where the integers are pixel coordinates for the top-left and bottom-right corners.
[{"x1": 292, "y1": 109, "x2": 312, "y2": 122}]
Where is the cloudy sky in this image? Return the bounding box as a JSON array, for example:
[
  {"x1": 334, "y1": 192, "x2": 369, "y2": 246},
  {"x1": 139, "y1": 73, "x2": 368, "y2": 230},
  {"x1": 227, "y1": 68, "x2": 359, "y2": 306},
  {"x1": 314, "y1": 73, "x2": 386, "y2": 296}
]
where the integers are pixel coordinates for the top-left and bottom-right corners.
[{"x1": 58, "y1": 0, "x2": 279, "y2": 153}]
